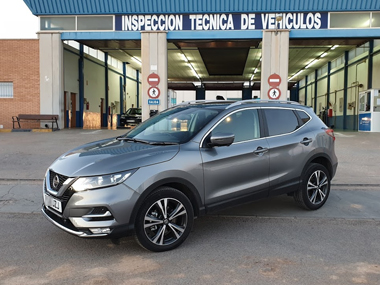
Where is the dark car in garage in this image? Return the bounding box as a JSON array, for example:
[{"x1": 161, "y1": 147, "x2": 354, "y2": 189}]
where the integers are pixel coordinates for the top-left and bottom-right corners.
[{"x1": 120, "y1": 107, "x2": 142, "y2": 126}]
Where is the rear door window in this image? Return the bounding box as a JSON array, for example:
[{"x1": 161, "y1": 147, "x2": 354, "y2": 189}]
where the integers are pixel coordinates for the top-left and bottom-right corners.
[{"x1": 263, "y1": 109, "x2": 299, "y2": 136}]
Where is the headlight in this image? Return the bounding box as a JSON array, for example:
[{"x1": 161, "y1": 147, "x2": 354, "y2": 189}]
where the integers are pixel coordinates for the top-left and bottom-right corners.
[{"x1": 71, "y1": 170, "x2": 136, "y2": 192}]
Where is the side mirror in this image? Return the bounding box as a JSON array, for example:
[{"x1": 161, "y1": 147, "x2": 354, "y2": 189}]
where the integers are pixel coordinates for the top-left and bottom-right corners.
[{"x1": 208, "y1": 132, "x2": 235, "y2": 147}]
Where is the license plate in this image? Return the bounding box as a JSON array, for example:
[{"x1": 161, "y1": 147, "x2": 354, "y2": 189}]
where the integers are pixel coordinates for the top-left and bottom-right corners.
[{"x1": 44, "y1": 194, "x2": 62, "y2": 213}]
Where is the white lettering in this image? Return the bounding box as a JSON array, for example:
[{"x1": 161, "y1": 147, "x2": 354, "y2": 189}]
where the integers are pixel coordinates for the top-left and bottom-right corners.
[
  {"x1": 293, "y1": 13, "x2": 300, "y2": 29},
  {"x1": 132, "y1": 15, "x2": 138, "y2": 31},
  {"x1": 151, "y1": 15, "x2": 158, "y2": 30},
  {"x1": 285, "y1": 13, "x2": 293, "y2": 29},
  {"x1": 248, "y1": 14, "x2": 255, "y2": 29},
  {"x1": 158, "y1": 15, "x2": 165, "y2": 30},
  {"x1": 210, "y1": 14, "x2": 218, "y2": 30},
  {"x1": 262, "y1": 14, "x2": 269, "y2": 29},
  {"x1": 189, "y1": 14, "x2": 196, "y2": 30},
  {"x1": 306, "y1": 13, "x2": 314, "y2": 29},
  {"x1": 203, "y1": 14, "x2": 210, "y2": 30},
  {"x1": 176, "y1": 15, "x2": 183, "y2": 30},
  {"x1": 314, "y1": 13, "x2": 321, "y2": 29},
  {"x1": 220, "y1": 14, "x2": 227, "y2": 30},
  {"x1": 300, "y1": 13, "x2": 307, "y2": 29},
  {"x1": 196, "y1": 14, "x2": 202, "y2": 30},
  {"x1": 145, "y1": 15, "x2": 152, "y2": 31},
  {"x1": 168, "y1": 15, "x2": 176, "y2": 30},
  {"x1": 138, "y1": 15, "x2": 144, "y2": 30},
  {"x1": 227, "y1": 14, "x2": 234, "y2": 30},
  {"x1": 268, "y1": 14, "x2": 276, "y2": 29},
  {"x1": 241, "y1": 14, "x2": 248, "y2": 29},
  {"x1": 125, "y1": 16, "x2": 132, "y2": 30}
]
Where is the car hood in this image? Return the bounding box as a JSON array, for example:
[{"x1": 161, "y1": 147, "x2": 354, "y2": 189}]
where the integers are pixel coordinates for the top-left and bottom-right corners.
[{"x1": 49, "y1": 137, "x2": 180, "y2": 177}]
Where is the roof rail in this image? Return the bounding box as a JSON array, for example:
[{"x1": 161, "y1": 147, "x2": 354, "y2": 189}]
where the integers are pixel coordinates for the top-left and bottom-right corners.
[
  {"x1": 178, "y1": 100, "x2": 236, "y2": 106},
  {"x1": 225, "y1": 99, "x2": 301, "y2": 109}
]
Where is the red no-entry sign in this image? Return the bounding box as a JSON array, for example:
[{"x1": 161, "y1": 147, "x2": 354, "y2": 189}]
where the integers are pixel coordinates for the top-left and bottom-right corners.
[
  {"x1": 147, "y1": 73, "x2": 160, "y2": 87},
  {"x1": 268, "y1": 73, "x2": 281, "y2": 88}
]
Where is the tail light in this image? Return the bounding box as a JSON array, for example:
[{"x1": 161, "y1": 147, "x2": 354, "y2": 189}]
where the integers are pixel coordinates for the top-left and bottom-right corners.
[{"x1": 325, "y1": 128, "x2": 335, "y2": 141}]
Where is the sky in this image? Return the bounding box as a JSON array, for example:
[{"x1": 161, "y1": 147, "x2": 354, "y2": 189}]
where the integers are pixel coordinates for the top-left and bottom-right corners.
[{"x1": 0, "y1": 0, "x2": 39, "y2": 39}]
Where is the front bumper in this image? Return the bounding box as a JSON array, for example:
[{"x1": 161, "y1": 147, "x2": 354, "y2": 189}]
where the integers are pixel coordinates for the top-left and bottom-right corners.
[{"x1": 42, "y1": 173, "x2": 140, "y2": 238}]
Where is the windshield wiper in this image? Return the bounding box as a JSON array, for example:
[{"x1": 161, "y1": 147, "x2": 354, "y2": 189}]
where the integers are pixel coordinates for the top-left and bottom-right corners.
[{"x1": 116, "y1": 137, "x2": 151, "y2": 144}]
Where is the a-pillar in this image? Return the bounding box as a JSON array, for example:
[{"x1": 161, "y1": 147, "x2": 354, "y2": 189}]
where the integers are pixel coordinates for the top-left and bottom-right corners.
[
  {"x1": 39, "y1": 32, "x2": 64, "y2": 128},
  {"x1": 260, "y1": 30, "x2": 289, "y2": 100},
  {"x1": 141, "y1": 32, "x2": 168, "y2": 121}
]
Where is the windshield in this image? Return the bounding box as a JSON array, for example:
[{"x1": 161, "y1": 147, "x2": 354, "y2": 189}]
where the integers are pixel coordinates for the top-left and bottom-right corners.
[
  {"x1": 124, "y1": 106, "x2": 221, "y2": 144},
  {"x1": 126, "y1": 108, "x2": 142, "y2": 115}
]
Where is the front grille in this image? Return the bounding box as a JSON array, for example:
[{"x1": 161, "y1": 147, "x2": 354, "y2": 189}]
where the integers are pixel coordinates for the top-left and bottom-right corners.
[{"x1": 49, "y1": 170, "x2": 69, "y2": 191}]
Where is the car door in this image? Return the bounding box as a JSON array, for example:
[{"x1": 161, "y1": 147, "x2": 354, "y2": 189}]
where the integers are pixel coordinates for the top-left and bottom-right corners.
[
  {"x1": 200, "y1": 108, "x2": 270, "y2": 207},
  {"x1": 262, "y1": 108, "x2": 315, "y2": 195}
]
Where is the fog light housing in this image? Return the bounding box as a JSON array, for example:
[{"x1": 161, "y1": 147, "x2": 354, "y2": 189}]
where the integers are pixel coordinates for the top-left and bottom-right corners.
[{"x1": 90, "y1": 228, "x2": 111, "y2": 234}]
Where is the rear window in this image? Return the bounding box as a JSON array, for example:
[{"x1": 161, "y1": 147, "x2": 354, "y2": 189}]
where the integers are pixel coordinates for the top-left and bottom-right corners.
[
  {"x1": 263, "y1": 109, "x2": 299, "y2": 136},
  {"x1": 296, "y1": 110, "x2": 311, "y2": 125}
]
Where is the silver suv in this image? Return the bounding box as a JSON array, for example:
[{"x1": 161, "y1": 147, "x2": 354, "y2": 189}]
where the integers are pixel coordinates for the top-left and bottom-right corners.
[{"x1": 42, "y1": 100, "x2": 338, "y2": 252}]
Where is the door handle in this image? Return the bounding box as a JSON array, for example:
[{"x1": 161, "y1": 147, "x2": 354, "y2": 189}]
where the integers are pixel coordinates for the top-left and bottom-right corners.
[
  {"x1": 253, "y1": 146, "x2": 268, "y2": 156},
  {"x1": 300, "y1": 137, "x2": 312, "y2": 145}
]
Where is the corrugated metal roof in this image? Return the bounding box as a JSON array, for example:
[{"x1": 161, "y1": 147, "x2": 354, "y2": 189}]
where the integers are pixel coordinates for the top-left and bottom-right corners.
[{"x1": 24, "y1": 0, "x2": 380, "y2": 16}]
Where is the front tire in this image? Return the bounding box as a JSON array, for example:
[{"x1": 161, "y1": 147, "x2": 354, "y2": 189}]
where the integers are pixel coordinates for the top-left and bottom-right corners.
[
  {"x1": 135, "y1": 187, "x2": 194, "y2": 252},
  {"x1": 294, "y1": 163, "x2": 331, "y2": 210}
]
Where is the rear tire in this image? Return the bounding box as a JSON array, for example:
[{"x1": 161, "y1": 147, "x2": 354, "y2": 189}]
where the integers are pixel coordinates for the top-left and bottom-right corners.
[
  {"x1": 135, "y1": 187, "x2": 194, "y2": 252},
  {"x1": 294, "y1": 163, "x2": 331, "y2": 210}
]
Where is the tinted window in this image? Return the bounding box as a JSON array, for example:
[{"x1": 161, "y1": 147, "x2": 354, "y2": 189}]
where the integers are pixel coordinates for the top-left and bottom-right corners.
[
  {"x1": 212, "y1": 109, "x2": 260, "y2": 143},
  {"x1": 264, "y1": 109, "x2": 299, "y2": 136},
  {"x1": 297, "y1": 110, "x2": 311, "y2": 125}
]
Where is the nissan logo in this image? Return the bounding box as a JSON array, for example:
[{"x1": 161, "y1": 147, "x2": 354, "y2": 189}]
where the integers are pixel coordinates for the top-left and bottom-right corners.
[{"x1": 52, "y1": 175, "x2": 60, "y2": 189}]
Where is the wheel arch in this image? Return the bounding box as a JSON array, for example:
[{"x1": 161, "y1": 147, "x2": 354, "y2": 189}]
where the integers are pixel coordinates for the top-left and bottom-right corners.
[
  {"x1": 129, "y1": 178, "x2": 204, "y2": 228},
  {"x1": 303, "y1": 153, "x2": 334, "y2": 180}
]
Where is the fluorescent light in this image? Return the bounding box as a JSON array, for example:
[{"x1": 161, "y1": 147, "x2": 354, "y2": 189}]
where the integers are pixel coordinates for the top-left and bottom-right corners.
[
  {"x1": 188, "y1": 63, "x2": 200, "y2": 79},
  {"x1": 305, "y1": 59, "x2": 318, "y2": 68},
  {"x1": 181, "y1": 53, "x2": 188, "y2": 62},
  {"x1": 131, "y1": 56, "x2": 141, "y2": 64},
  {"x1": 331, "y1": 45, "x2": 339, "y2": 50},
  {"x1": 288, "y1": 69, "x2": 304, "y2": 81},
  {"x1": 254, "y1": 68, "x2": 258, "y2": 74},
  {"x1": 320, "y1": 52, "x2": 328, "y2": 58},
  {"x1": 250, "y1": 74, "x2": 254, "y2": 80}
]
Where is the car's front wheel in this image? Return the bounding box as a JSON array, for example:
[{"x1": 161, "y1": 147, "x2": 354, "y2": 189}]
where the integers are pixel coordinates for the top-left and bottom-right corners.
[
  {"x1": 135, "y1": 187, "x2": 194, "y2": 252},
  {"x1": 294, "y1": 163, "x2": 331, "y2": 210}
]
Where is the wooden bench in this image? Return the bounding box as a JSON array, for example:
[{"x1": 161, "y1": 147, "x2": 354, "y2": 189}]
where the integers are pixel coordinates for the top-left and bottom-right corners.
[{"x1": 12, "y1": 114, "x2": 59, "y2": 131}]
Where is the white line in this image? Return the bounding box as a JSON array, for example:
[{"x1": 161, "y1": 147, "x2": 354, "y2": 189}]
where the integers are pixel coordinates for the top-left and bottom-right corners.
[{"x1": 269, "y1": 79, "x2": 280, "y2": 82}]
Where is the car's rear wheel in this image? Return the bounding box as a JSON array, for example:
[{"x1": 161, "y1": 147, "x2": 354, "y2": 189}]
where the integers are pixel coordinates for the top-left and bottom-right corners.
[
  {"x1": 135, "y1": 187, "x2": 194, "y2": 252},
  {"x1": 294, "y1": 163, "x2": 331, "y2": 210}
]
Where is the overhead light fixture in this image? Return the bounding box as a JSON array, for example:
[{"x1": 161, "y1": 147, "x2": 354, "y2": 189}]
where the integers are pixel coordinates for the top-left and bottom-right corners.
[
  {"x1": 331, "y1": 45, "x2": 339, "y2": 50},
  {"x1": 254, "y1": 68, "x2": 258, "y2": 74},
  {"x1": 188, "y1": 63, "x2": 200, "y2": 80},
  {"x1": 243, "y1": 81, "x2": 250, "y2": 87},
  {"x1": 181, "y1": 53, "x2": 188, "y2": 62},
  {"x1": 305, "y1": 59, "x2": 318, "y2": 68},
  {"x1": 288, "y1": 69, "x2": 304, "y2": 81},
  {"x1": 320, "y1": 52, "x2": 328, "y2": 58},
  {"x1": 250, "y1": 74, "x2": 254, "y2": 81}
]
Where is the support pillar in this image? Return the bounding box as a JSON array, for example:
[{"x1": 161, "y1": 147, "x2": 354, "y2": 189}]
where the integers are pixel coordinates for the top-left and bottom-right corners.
[
  {"x1": 39, "y1": 32, "x2": 64, "y2": 129},
  {"x1": 260, "y1": 30, "x2": 289, "y2": 100},
  {"x1": 141, "y1": 32, "x2": 168, "y2": 121}
]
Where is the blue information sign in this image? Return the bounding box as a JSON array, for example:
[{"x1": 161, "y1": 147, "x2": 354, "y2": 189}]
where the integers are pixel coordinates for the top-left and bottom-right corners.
[{"x1": 148, "y1": 99, "x2": 160, "y2": 105}]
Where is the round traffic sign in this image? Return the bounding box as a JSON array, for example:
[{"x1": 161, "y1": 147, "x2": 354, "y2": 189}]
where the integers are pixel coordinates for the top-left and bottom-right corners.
[
  {"x1": 268, "y1": 73, "x2": 281, "y2": 88},
  {"x1": 268, "y1": 88, "x2": 281, "y2": 100},
  {"x1": 147, "y1": 73, "x2": 160, "y2": 87},
  {"x1": 148, "y1": 87, "x2": 160, "y2": 98}
]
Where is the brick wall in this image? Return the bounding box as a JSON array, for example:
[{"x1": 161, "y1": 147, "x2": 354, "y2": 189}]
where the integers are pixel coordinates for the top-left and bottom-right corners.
[{"x1": 0, "y1": 40, "x2": 40, "y2": 129}]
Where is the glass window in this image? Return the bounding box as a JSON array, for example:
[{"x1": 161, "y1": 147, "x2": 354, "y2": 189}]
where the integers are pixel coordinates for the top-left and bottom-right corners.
[
  {"x1": 77, "y1": 16, "x2": 113, "y2": 30},
  {"x1": 264, "y1": 109, "x2": 299, "y2": 136},
  {"x1": 296, "y1": 110, "x2": 311, "y2": 125},
  {"x1": 330, "y1": 13, "x2": 370, "y2": 29},
  {"x1": 40, "y1": 17, "x2": 75, "y2": 30},
  {"x1": 212, "y1": 109, "x2": 260, "y2": 143},
  {"x1": 372, "y1": 13, "x2": 380, "y2": 27},
  {"x1": 0, "y1": 82, "x2": 13, "y2": 98}
]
